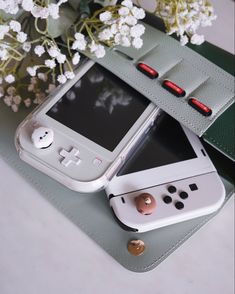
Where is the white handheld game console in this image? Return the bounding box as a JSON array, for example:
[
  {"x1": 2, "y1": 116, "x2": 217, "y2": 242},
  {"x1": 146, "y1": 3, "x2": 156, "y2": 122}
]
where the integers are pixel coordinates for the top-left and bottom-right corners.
[
  {"x1": 15, "y1": 59, "x2": 160, "y2": 193},
  {"x1": 106, "y1": 113, "x2": 225, "y2": 232}
]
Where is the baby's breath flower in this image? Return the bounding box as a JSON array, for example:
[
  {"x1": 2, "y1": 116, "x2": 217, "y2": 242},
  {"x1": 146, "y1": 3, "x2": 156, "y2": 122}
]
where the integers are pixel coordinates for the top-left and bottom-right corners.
[
  {"x1": 118, "y1": 7, "x2": 130, "y2": 17},
  {"x1": 11, "y1": 104, "x2": 19, "y2": 112},
  {"x1": 9, "y1": 20, "x2": 21, "y2": 32},
  {"x1": 131, "y1": 7, "x2": 145, "y2": 20},
  {"x1": 99, "y1": 11, "x2": 112, "y2": 23},
  {"x1": 48, "y1": 4, "x2": 59, "y2": 19},
  {"x1": 45, "y1": 59, "x2": 56, "y2": 69},
  {"x1": 64, "y1": 71, "x2": 75, "y2": 80},
  {"x1": 57, "y1": 74, "x2": 67, "y2": 84},
  {"x1": 22, "y1": 0, "x2": 34, "y2": 12},
  {"x1": 37, "y1": 73, "x2": 48, "y2": 82},
  {"x1": 46, "y1": 84, "x2": 56, "y2": 94},
  {"x1": 34, "y1": 45, "x2": 45, "y2": 57},
  {"x1": 72, "y1": 52, "x2": 80, "y2": 65},
  {"x1": 24, "y1": 98, "x2": 31, "y2": 108},
  {"x1": 130, "y1": 24, "x2": 145, "y2": 38},
  {"x1": 22, "y1": 42, "x2": 31, "y2": 52},
  {"x1": 13, "y1": 95, "x2": 22, "y2": 105},
  {"x1": 56, "y1": 53, "x2": 66, "y2": 64},
  {"x1": 121, "y1": 0, "x2": 133, "y2": 9},
  {"x1": 16, "y1": 32, "x2": 27, "y2": 43},
  {"x1": 98, "y1": 28, "x2": 113, "y2": 41},
  {"x1": 132, "y1": 37, "x2": 143, "y2": 49},
  {"x1": 191, "y1": 34, "x2": 205, "y2": 45},
  {"x1": 27, "y1": 66, "x2": 38, "y2": 77},
  {"x1": 48, "y1": 46, "x2": 60, "y2": 58},
  {"x1": 5, "y1": 74, "x2": 15, "y2": 84}
]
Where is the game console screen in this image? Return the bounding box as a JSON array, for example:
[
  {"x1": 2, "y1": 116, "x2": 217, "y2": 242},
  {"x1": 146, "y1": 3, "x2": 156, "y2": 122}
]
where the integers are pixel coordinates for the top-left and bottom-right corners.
[
  {"x1": 117, "y1": 113, "x2": 197, "y2": 176},
  {"x1": 46, "y1": 64, "x2": 149, "y2": 151}
]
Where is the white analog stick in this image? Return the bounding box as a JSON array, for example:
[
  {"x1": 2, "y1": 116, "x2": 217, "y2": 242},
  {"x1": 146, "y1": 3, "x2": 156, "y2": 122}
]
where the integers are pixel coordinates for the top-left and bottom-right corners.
[{"x1": 31, "y1": 127, "x2": 54, "y2": 149}]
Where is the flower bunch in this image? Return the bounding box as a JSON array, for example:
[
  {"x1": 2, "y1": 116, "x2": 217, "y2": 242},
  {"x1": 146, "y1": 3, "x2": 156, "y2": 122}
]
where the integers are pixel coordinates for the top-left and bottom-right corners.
[
  {"x1": 152, "y1": 0, "x2": 217, "y2": 45},
  {"x1": 0, "y1": 0, "x2": 146, "y2": 112}
]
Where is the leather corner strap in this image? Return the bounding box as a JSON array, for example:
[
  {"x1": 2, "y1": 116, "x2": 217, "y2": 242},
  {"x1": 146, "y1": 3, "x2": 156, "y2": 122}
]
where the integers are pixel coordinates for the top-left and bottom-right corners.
[{"x1": 81, "y1": 23, "x2": 234, "y2": 138}]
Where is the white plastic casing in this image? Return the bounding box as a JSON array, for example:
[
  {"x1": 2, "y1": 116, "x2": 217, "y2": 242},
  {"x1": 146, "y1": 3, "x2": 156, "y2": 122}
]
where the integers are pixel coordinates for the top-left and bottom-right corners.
[
  {"x1": 15, "y1": 60, "x2": 160, "y2": 193},
  {"x1": 106, "y1": 125, "x2": 226, "y2": 232}
]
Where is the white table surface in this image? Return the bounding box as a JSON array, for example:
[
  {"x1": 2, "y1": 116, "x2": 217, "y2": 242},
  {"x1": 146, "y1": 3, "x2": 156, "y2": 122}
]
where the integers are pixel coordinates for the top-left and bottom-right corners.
[{"x1": 0, "y1": 1, "x2": 234, "y2": 294}]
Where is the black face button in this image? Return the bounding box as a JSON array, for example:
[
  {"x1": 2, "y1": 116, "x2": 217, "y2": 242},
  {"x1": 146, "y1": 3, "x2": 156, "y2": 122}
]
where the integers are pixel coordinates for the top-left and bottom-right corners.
[
  {"x1": 168, "y1": 185, "x2": 177, "y2": 194},
  {"x1": 175, "y1": 201, "x2": 184, "y2": 210},
  {"x1": 163, "y1": 195, "x2": 172, "y2": 204},
  {"x1": 189, "y1": 183, "x2": 198, "y2": 191},
  {"x1": 179, "y1": 191, "x2": 188, "y2": 199}
]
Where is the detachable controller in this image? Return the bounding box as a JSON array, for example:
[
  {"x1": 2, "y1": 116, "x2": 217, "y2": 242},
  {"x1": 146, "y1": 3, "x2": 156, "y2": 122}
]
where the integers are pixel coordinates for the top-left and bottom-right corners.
[{"x1": 109, "y1": 172, "x2": 225, "y2": 232}]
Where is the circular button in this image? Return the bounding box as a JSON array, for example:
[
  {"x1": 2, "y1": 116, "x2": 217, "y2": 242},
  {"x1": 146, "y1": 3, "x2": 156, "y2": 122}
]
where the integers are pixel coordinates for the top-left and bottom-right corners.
[
  {"x1": 179, "y1": 191, "x2": 188, "y2": 199},
  {"x1": 163, "y1": 195, "x2": 172, "y2": 204},
  {"x1": 127, "y1": 239, "x2": 145, "y2": 256},
  {"x1": 135, "y1": 193, "x2": 156, "y2": 215},
  {"x1": 31, "y1": 127, "x2": 54, "y2": 149},
  {"x1": 175, "y1": 201, "x2": 184, "y2": 210},
  {"x1": 168, "y1": 185, "x2": 177, "y2": 194}
]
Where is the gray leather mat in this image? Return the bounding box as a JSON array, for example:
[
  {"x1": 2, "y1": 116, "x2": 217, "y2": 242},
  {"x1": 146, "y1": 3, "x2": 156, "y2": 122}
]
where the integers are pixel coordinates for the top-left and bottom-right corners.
[{"x1": 0, "y1": 103, "x2": 234, "y2": 272}]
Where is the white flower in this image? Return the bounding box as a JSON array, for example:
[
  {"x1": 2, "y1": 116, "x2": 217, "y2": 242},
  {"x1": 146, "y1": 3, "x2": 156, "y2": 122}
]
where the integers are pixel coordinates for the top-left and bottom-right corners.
[
  {"x1": 22, "y1": 42, "x2": 31, "y2": 52},
  {"x1": 121, "y1": 36, "x2": 131, "y2": 47},
  {"x1": 48, "y1": 3, "x2": 59, "y2": 19},
  {"x1": 16, "y1": 32, "x2": 27, "y2": 43},
  {"x1": 11, "y1": 104, "x2": 19, "y2": 112},
  {"x1": 24, "y1": 98, "x2": 31, "y2": 108},
  {"x1": 124, "y1": 15, "x2": 137, "y2": 26},
  {"x1": 57, "y1": 74, "x2": 67, "y2": 84},
  {"x1": 130, "y1": 24, "x2": 145, "y2": 38},
  {"x1": 99, "y1": 11, "x2": 112, "y2": 23},
  {"x1": 0, "y1": 25, "x2": 9, "y2": 39},
  {"x1": 56, "y1": 53, "x2": 66, "y2": 64},
  {"x1": 191, "y1": 34, "x2": 205, "y2": 45},
  {"x1": 74, "y1": 32, "x2": 86, "y2": 41},
  {"x1": 180, "y1": 35, "x2": 188, "y2": 46},
  {"x1": 119, "y1": 24, "x2": 130, "y2": 36},
  {"x1": 48, "y1": 46, "x2": 60, "y2": 58},
  {"x1": 9, "y1": 20, "x2": 21, "y2": 32},
  {"x1": 110, "y1": 24, "x2": 118, "y2": 35},
  {"x1": 131, "y1": 7, "x2": 145, "y2": 20},
  {"x1": 132, "y1": 37, "x2": 143, "y2": 49},
  {"x1": 98, "y1": 28, "x2": 113, "y2": 41},
  {"x1": 118, "y1": 7, "x2": 130, "y2": 16},
  {"x1": 34, "y1": 45, "x2": 45, "y2": 57},
  {"x1": 3, "y1": 95, "x2": 13, "y2": 106},
  {"x1": 121, "y1": 0, "x2": 133, "y2": 9},
  {"x1": 45, "y1": 59, "x2": 56, "y2": 69},
  {"x1": 31, "y1": 6, "x2": 49, "y2": 19},
  {"x1": 46, "y1": 84, "x2": 56, "y2": 93},
  {"x1": 37, "y1": 73, "x2": 47, "y2": 82},
  {"x1": 94, "y1": 45, "x2": 106, "y2": 59},
  {"x1": 0, "y1": 48, "x2": 8, "y2": 60},
  {"x1": 13, "y1": 95, "x2": 22, "y2": 105},
  {"x1": 27, "y1": 66, "x2": 38, "y2": 77},
  {"x1": 114, "y1": 33, "x2": 122, "y2": 45},
  {"x1": 72, "y1": 40, "x2": 87, "y2": 51},
  {"x1": 72, "y1": 52, "x2": 81, "y2": 65},
  {"x1": 5, "y1": 74, "x2": 15, "y2": 84},
  {"x1": 65, "y1": 71, "x2": 75, "y2": 80},
  {"x1": 7, "y1": 86, "x2": 16, "y2": 96},
  {"x1": 22, "y1": 0, "x2": 34, "y2": 12}
]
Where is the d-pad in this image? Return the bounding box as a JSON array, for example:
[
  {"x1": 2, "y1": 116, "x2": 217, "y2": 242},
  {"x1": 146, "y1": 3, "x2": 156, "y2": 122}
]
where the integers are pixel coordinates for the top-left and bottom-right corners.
[{"x1": 60, "y1": 147, "x2": 81, "y2": 167}]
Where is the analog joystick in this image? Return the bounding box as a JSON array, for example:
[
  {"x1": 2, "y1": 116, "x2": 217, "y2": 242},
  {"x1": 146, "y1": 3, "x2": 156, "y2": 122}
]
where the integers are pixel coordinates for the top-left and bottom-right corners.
[{"x1": 135, "y1": 193, "x2": 156, "y2": 215}]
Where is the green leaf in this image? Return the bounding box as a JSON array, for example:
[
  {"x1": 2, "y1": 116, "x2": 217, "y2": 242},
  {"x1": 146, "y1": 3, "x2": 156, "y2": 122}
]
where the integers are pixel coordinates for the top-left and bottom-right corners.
[{"x1": 47, "y1": 5, "x2": 78, "y2": 38}]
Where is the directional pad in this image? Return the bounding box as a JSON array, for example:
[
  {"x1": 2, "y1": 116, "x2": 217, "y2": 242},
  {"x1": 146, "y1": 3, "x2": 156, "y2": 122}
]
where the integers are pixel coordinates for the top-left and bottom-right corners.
[{"x1": 60, "y1": 147, "x2": 81, "y2": 167}]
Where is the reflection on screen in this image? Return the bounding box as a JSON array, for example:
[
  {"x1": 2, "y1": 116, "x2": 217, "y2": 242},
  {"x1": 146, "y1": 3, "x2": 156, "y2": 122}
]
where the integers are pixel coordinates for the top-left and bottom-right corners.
[
  {"x1": 117, "y1": 113, "x2": 197, "y2": 176},
  {"x1": 47, "y1": 64, "x2": 149, "y2": 151}
]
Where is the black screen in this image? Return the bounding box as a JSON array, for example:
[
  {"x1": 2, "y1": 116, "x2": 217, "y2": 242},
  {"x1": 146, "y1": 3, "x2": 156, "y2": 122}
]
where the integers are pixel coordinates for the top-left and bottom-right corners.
[
  {"x1": 117, "y1": 113, "x2": 197, "y2": 176},
  {"x1": 46, "y1": 64, "x2": 149, "y2": 151}
]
